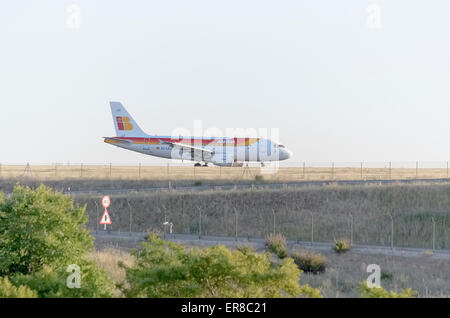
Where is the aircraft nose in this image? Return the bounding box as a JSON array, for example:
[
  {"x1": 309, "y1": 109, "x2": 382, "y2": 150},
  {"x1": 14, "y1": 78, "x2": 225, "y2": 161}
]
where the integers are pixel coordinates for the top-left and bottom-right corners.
[{"x1": 280, "y1": 148, "x2": 293, "y2": 160}]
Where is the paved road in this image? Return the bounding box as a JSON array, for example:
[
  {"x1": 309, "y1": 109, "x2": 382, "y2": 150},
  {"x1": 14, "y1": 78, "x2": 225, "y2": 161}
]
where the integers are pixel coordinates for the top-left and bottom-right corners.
[
  {"x1": 92, "y1": 231, "x2": 450, "y2": 261},
  {"x1": 72, "y1": 177, "x2": 450, "y2": 195}
]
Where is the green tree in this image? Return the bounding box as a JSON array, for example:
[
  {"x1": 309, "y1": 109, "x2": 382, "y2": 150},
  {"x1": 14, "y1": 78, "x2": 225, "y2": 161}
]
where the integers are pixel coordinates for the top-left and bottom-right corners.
[
  {"x1": 121, "y1": 234, "x2": 321, "y2": 298},
  {"x1": 9, "y1": 261, "x2": 113, "y2": 298},
  {"x1": 0, "y1": 277, "x2": 37, "y2": 298},
  {"x1": 0, "y1": 184, "x2": 114, "y2": 297},
  {"x1": 359, "y1": 281, "x2": 418, "y2": 298}
]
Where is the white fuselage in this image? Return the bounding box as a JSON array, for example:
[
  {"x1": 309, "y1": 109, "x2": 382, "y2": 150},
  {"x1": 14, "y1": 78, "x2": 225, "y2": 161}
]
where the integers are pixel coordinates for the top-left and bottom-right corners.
[
  {"x1": 106, "y1": 136, "x2": 292, "y2": 166},
  {"x1": 105, "y1": 102, "x2": 293, "y2": 166}
]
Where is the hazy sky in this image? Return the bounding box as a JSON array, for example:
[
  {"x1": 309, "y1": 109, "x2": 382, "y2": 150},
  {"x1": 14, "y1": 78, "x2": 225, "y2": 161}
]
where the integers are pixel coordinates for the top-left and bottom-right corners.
[{"x1": 1, "y1": 1, "x2": 449, "y2": 165}]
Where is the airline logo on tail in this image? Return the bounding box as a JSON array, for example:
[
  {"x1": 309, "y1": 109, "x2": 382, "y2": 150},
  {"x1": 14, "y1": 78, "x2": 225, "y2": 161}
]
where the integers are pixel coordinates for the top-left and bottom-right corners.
[{"x1": 116, "y1": 116, "x2": 133, "y2": 130}]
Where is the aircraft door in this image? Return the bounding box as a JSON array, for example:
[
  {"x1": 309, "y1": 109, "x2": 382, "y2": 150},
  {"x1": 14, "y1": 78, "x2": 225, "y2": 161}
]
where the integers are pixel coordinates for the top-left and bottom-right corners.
[{"x1": 143, "y1": 138, "x2": 150, "y2": 151}]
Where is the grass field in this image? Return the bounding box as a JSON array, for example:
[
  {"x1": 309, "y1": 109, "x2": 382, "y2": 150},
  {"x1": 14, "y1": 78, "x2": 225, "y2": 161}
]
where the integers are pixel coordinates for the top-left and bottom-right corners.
[{"x1": 2, "y1": 163, "x2": 450, "y2": 181}]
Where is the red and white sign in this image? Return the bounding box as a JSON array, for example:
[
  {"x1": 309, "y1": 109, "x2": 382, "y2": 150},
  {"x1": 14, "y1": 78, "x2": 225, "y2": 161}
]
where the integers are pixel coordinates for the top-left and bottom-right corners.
[
  {"x1": 101, "y1": 196, "x2": 111, "y2": 209},
  {"x1": 100, "y1": 209, "x2": 111, "y2": 225}
]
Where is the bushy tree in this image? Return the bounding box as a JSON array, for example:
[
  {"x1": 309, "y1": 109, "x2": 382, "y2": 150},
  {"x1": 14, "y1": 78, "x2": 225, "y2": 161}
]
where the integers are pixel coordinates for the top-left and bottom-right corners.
[
  {"x1": 0, "y1": 184, "x2": 114, "y2": 297},
  {"x1": 121, "y1": 234, "x2": 321, "y2": 298},
  {"x1": 265, "y1": 233, "x2": 288, "y2": 259},
  {"x1": 9, "y1": 261, "x2": 114, "y2": 298},
  {"x1": 359, "y1": 281, "x2": 418, "y2": 298},
  {"x1": 0, "y1": 277, "x2": 37, "y2": 298}
]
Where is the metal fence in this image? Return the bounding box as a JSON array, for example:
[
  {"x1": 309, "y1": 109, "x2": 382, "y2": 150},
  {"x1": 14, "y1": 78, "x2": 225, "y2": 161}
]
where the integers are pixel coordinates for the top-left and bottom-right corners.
[
  {"x1": 2, "y1": 161, "x2": 450, "y2": 181},
  {"x1": 82, "y1": 196, "x2": 450, "y2": 251}
]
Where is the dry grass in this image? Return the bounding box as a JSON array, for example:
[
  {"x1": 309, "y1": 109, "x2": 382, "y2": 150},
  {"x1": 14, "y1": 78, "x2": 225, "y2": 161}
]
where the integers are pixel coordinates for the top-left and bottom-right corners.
[
  {"x1": 75, "y1": 183, "x2": 450, "y2": 249},
  {"x1": 2, "y1": 163, "x2": 450, "y2": 181},
  {"x1": 297, "y1": 249, "x2": 450, "y2": 298},
  {"x1": 87, "y1": 246, "x2": 450, "y2": 298},
  {"x1": 88, "y1": 248, "x2": 135, "y2": 296}
]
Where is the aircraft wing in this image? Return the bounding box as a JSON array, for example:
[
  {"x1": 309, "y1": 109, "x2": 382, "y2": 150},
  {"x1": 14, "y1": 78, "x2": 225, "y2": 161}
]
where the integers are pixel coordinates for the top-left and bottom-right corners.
[
  {"x1": 103, "y1": 137, "x2": 133, "y2": 144},
  {"x1": 158, "y1": 139, "x2": 214, "y2": 154}
]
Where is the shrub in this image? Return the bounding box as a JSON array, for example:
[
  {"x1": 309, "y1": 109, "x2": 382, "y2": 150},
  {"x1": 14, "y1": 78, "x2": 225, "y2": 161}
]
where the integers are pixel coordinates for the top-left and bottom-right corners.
[
  {"x1": 236, "y1": 245, "x2": 255, "y2": 254},
  {"x1": 0, "y1": 277, "x2": 37, "y2": 298},
  {"x1": 291, "y1": 250, "x2": 327, "y2": 274},
  {"x1": 121, "y1": 234, "x2": 322, "y2": 298},
  {"x1": 359, "y1": 281, "x2": 418, "y2": 298},
  {"x1": 0, "y1": 184, "x2": 93, "y2": 275},
  {"x1": 194, "y1": 181, "x2": 203, "y2": 186},
  {"x1": 380, "y1": 271, "x2": 393, "y2": 281},
  {"x1": 333, "y1": 239, "x2": 351, "y2": 254},
  {"x1": 0, "y1": 184, "x2": 114, "y2": 297},
  {"x1": 265, "y1": 234, "x2": 288, "y2": 258},
  {"x1": 255, "y1": 175, "x2": 264, "y2": 182},
  {"x1": 9, "y1": 262, "x2": 114, "y2": 298}
]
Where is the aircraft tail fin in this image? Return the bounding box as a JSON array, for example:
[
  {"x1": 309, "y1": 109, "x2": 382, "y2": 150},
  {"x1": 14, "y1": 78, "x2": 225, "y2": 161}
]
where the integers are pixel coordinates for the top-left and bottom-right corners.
[{"x1": 109, "y1": 101, "x2": 147, "y2": 137}]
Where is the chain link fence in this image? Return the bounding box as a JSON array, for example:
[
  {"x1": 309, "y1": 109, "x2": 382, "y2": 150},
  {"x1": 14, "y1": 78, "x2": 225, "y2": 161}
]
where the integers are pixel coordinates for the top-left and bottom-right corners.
[
  {"x1": 2, "y1": 161, "x2": 450, "y2": 181},
  {"x1": 80, "y1": 194, "x2": 450, "y2": 251}
]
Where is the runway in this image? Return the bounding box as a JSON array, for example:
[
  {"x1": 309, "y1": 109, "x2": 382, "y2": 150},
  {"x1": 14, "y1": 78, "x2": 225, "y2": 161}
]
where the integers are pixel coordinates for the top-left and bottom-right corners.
[
  {"x1": 92, "y1": 230, "x2": 450, "y2": 261},
  {"x1": 68, "y1": 177, "x2": 450, "y2": 196}
]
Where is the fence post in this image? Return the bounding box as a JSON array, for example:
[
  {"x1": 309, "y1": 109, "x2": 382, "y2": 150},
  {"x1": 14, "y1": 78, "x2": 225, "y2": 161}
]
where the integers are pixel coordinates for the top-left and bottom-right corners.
[
  {"x1": 198, "y1": 208, "x2": 202, "y2": 239},
  {"x1": 350, "y1": 213, "x2": 354, "y2": 246},
  {"x1": 138, "y1": 163, "x2": 141, "y2": 178},
  {"x1": 109, "y1": 163, "x2": 112, "y2": 177},
  {"x1": 0, "y1": 163, "x2": 2, "y2": 177},
  {"x1": 416, "y1": 161, "x2": 418, "y2": 179},
  {"x1": 331, "y1": 162, "x2": 334, "y2": 180},
  {"x1": 389, "y1": 213, "x2": 394, "y2": 249},
  {"x1": 95, "y1": 201, "x2": 99, "y2": 233},
  {"x1": 360, "y1": 162, "x2": 363, "y2": 179},
  {"x1": 128, "y1": 201, "x2": 132, "y2": 236},
  {"x1": 310, "y1": 212, "x2": 314, "y2": 244},
  {"x1": 234, "y1": 208, "x2": 238, "y2": 241},
  {"x1": 447, "y1": 161, "x2": 448, "y2": 179},
  {"x1": 80, "y1": 163, "x2": 83, "y2": 177},
  {"x1": 431, "y1": 217, "x2": 436, "y2": 251},
  {"x1": 389, "y1": 161, "x2": 392, "y2": 180},
  {"x1": 303, "y1": 162, "x2": 306, "y2": 179},
  {"x1": 167, "y1": 162, "x2": 170, "y2": 177},
  {"x1": 272, "y1": 209, "x2": 276, "y2": 235}
]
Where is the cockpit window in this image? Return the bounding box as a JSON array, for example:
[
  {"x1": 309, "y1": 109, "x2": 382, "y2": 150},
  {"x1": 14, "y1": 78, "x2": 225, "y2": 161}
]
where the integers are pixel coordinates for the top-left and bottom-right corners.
[{"x1": 276, "y1": 144, "x2": 285, "y2": 148}]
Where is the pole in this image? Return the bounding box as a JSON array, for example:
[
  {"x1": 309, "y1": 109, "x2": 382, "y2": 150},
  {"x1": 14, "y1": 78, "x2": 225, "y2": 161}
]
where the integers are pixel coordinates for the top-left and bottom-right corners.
[
  {"x1": 416, "y1": 161, "x2": 418, "y2": 179},
  {"x1": 303, "y1": 162, "x2": 306, "y2": 179},
  {"x1": 95, "y1": 201, "x2": 99, "y2": 233},
  {"x1": 311, "y1": 213, "x2": 314, "y2": 244},
  {"x1": 128, "y1": 201, "x2": 132, "y2": 236},
  {"x1": 138, "y1": 163, "x2": 141, "y2": 178},
  {"x1": 389, "y1": 162, "x2": 392, "y2": 180},
  {"x1": 389, "y1": 213, "x2": 394, "y2": 249},
  {"x1": 80, "y1": 163, "x2": 83, "y2": 177},
  {"x1": 199, "y1": 209, "x2": 202, "y2": 239},
  {"x1": 272, "y1": 209, "x2": 276, "y2": 235},
  {"x1": 234, "y1": 208, "x2": 238, "y2": 241},
  {"x1": 447, "y1": 161, "x2": 448, "y2": 179},
  {"x1": 331, "y1": 162, "x2": 334, "y2": 180},
  {"x1": 360, "y1": 162, "x2": 363, "y2": 179},
  {"x1": 109, "y1": 163, "x2": 112, "y2": 177},
  {"x1": 432, "y1": 217, "x2": 435, "y2": 251},
  {"x1": 350, "y1": 213, "x2": 354, "y2": 246}
]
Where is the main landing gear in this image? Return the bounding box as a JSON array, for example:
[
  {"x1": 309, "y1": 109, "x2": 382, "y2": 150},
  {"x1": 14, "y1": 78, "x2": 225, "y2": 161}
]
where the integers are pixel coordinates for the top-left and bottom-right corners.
[{"x1": 194, "y1": 162, "x2": 209, "y2": 167}]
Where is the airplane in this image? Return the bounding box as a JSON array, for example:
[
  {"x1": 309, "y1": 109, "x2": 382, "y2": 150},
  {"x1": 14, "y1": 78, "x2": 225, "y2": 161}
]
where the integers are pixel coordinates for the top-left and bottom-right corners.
[{"x1": 103, "y1": 101, "x2": 293, "y2": 167}]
